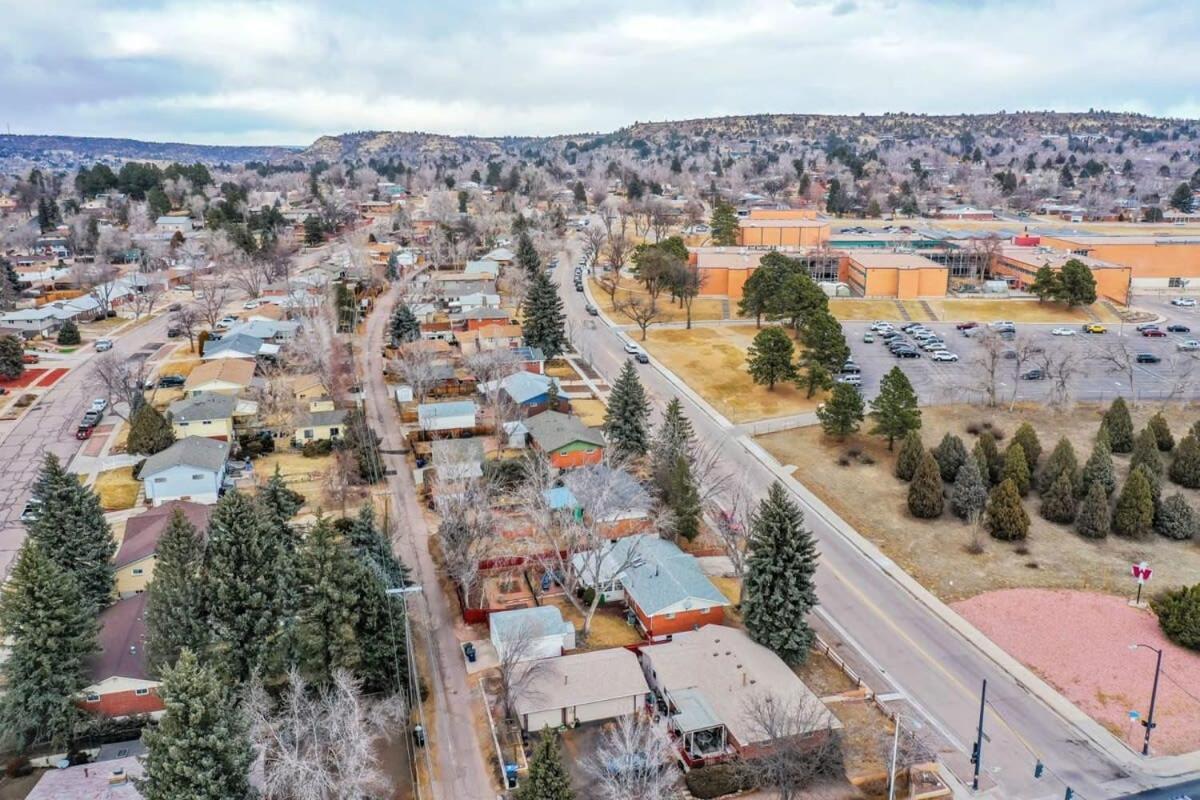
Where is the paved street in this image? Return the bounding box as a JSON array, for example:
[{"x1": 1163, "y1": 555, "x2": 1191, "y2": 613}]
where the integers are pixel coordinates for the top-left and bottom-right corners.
[{"x1": 558, "y1": 249, "x2": 1186, "y2": 799}]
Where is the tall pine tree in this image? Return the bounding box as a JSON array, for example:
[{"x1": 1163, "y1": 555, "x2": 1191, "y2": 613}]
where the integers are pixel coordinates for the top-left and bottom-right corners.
[
  {"x1": 0, "y1": 541, "x2": 98, "y2": 749},
  {"x1": 1103, "y1": 398, "x2": 1134, "y2": 453},
  {"x1": 652, "y1": 397, "x2": 695, "y2": 492},
  {"x1": 665, "y1": 454, "x2": 703, "y2": 541},
  {"x1": 603, "y1": 361, "x2": 651, "y2": 459},
  {"x1": 870, "y1": 366, "x2": 921, "y2": 449},
  {"x1": 516, "y1": 231, "x2": 541, "y2": 276},
  {"x1": 138, "y1": 649, "x2": 254, "y2": 800},
  {"x1": 26, "y1": 453, "x2": 115, "y2": 612},
  {"x1": 522, "y1": 271, "x2": 567, "y2": 359},
  {"x1": 295, "y1": 517, "x2": 362, "y2": 684},
  {"x1": 145, "y1": 509, "x2": 208, "y2": 675},
  {"x1": 742, "y1": 482, "x2": 819, "y2": 665},
  {"x1": 127, "y1": 402, "x2": 175, "y2": 456},
  {"x1": 389, "y1": 303, "x2": 421, "y2": 345},
  {"x1": 517, "y1": 728, "x2": 575, "y2": 800},
  {"x1": 345, "y1": 505, "x2": 410, "y2": 694}
]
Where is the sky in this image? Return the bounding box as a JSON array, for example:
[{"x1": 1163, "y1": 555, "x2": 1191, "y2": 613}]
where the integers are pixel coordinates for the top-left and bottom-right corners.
[{"x1": 1, "y1": 0, "x2": 1198, "y2": 147}]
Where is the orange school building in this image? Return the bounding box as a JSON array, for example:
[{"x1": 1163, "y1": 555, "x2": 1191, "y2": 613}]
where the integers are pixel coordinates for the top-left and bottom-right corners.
[
  {"x1": 1037, "y1": 235, "x2": 1200, "y2": 292},
  {"x1": 845, "y1": 252, "x2": 948, "y2": 299},
  {"x1": 992, "y1": 245, "x2": 1131, "y2": 303},
  {"x1": 736, "y1": 209, "x2": 830, "y2": 248}
]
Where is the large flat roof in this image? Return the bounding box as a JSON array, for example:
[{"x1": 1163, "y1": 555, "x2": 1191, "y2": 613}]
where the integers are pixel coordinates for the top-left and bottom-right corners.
[
  {"x1": 1039, "y1": 234, "x2": 1200, "y2": 246},
  {"x1": 848, "y1": 251, "x2": 943, "y2": 270}
]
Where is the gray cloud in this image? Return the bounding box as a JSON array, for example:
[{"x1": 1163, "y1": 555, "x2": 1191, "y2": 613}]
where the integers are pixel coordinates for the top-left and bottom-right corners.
[{"x1": 0, "y1": 0, "x2": 1196, "y2": 145}]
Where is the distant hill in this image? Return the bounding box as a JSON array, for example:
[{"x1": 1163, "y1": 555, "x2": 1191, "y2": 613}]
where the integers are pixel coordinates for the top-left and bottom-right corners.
[{"x1": 0, "y1": 134, "x2": 296, "y2": 168}]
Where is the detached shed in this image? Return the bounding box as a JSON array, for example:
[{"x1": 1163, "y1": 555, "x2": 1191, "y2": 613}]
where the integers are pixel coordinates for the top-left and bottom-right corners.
[
  {"x1": 513, "y1": 648, "x2": 650, "y2": 732},
  {"x1": 489, "y1": 606, "x2": 576, "y2": 663}
]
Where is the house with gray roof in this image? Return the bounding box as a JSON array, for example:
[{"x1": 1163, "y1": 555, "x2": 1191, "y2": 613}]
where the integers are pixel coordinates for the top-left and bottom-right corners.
[
  {"x1": 294, "y1": 407, "x2": 348, "y2": 443},
  {"x1": 523, "y1": 411, "x2": 604, "y2": 469},
  {"x1": 417, "y1": 400, "x2": 477, "y2": 433},
  {"x1": 140, "y1": 436, "x2": 230, "y2": 505},
  {"x1": 201, "y1": 332, "x2": 280, "y2": 361},
  {"x1": 168, "y1": 393, "x2": 238, "y2": 441},
  {"x1": 488, "y1": 606, "x2": 576, "y2": 662},
  {"x1": 222, "y1": 318, "x2": 301, "y2": 342}
]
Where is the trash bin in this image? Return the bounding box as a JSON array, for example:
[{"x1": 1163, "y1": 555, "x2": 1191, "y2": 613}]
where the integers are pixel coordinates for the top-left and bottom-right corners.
[
  {"x1": 505, "y1": 763, "x2": 518, "y2": 789},
  {"x1": 463, "y1": 643, "x2": 476, "y2": 663},
  {"x1": 412, "y1": 724, "x2": 425, "y2": 747}
]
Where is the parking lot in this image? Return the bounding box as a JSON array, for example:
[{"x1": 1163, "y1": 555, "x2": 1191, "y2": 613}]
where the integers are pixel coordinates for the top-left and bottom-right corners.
[{"x1": 842, "y1": 300, "x2": 1200, "y2": 406}]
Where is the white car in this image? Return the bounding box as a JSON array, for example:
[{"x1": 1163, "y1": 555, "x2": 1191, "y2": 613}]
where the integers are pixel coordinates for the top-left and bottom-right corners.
[
  {"x1": 94, "y1": 338, "x2": 113, "y2": 351},
  {"x1": 1178, "y1": 340, "x2": 1200, "y2": 352},
  {"x1": 242, "y1": 299, "x2": 262, "y2": 310},
  {"x1": 216, "y1": 316, "x2": 238, "y2": 329},
  {"x1": 622, "y1": 340, "x2": 644, "y2": 356},
  {"x1": 89, "y1": 398, "x2": 108, "y2": 413},
  {"x1": 1051, "y1": 327, "x2": 1077, "y2": 336},
  {"x1": 931, "y1": 351, "x2": 959, "y2": 362},
  {"x1": 1172, "y1": 297, "x2": 1197, "y2": 307},
  {"x1": 869, "y1": 321, "x2": 894, "y2": 332},
  {"x1": 836, "y1": 374, "x2": 862, "y2": 385},
  {"x1": 921, "y1": 340, "x2": 946, "y2": 351}
]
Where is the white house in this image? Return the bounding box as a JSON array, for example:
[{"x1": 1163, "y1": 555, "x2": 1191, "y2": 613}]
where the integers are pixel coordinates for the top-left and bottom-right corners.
[
  {"x1": 0, "y1": 306, "x2": 62, "y2": 337},
  {"x1": 449, "y1": 292, "x2": 501, "y2": 313},
  {"x1": 155, "y1": 215, "x2": 194, "y2": 234},
  {"x1": 513, "y1": 648, "x2": 649, "y2": 732},
  {"x1": 489, "y1": 606, "x2": 576, "y2": 663},
  {"x1": 140, "y1": 437, "x2": 230, "y2": 505},
  {"x1": 417, "y1": 400, "x2": 477, "y2": 433}
]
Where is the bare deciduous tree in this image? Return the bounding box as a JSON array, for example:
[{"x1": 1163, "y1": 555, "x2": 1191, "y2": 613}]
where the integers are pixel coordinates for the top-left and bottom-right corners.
[
  {"x1": 194, "y1": 277, "x2": 231, "y2": 328},
  {"x1": 433, "y1": 476, "x2": 498, "y2": 610},
  {"x1": 171, "y1": 307, "x2": 201, "y2": 354},
  {"x1": 616, "y1": 293, "x2": 662, "y2": 341},
  {"x1": 91, "y1": 351, "x2": 150, "y2": 419},
  {"x1": 736, "y1": 692, "x2": 844, "y2": 800},
  {"x1": 1090, "y1": 337, "x2": 1140, "y2": 402},
  {"x1": 962, "y1": 329, "x2": 1007, "y2": 407},
  {"x1": 129, "y1": 283, "x2": 164, "y2": 319},
  {"x1": 496, "y1": 622, "x2": 551, "y2": 720},
  {"x1": 586, "y1": 713, "x2": 681, "y2": 800},
  {"x1": 711, "y1": 481, "x2": 753, "y2": 577},
  {"x1": 581, "y1": 225, "x2": 607, "y2": 269},
  {"x1": 393, "y1": 345, "x2": 442, "y2": 404}
]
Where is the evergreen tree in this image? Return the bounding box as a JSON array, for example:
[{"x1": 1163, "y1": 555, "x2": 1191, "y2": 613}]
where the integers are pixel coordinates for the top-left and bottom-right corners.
[
  {"x1": 870, "y1": 366, "x2": 921, "y2": 450},
  {"x1": 1135, "y1": 462, "x2": 1162, "y2": 516},
  {"x1": 951, "y1": 458, "x2": 988, "y2": 521},
  {"x1": 1012, "y1": 422, "x2": 1042, "y2": 473},
  {"x1": 295, "y1": 517, "x2": 361, "y2": 684},
  {"x1": 128, "y1": 402, "x2": 175, "y2": 456},
  {"x1": 1149, "y1": 412, "x2": 1175, "y2": 452},
  {"x1": 1103, "y1": 398, "x2": 1134, "y2": 453},
  {"x1": 1037, "y1": 438, "x2": 1079, "y2": 495},
  {"x1": 816, "y1": 382, "x2": 864, "y2": 439},
  {"x1": 1002, "y1": 442, "x2": 1031, "y2": 496},
  {"x1": 710, "y1": 200, "x2": 739, "y2": 246},
  {"x1": 203, "y1": 491, "x2": 286, "y2": 683},
  {"x1": 1170, "y1": 434, "x2": 1200, "y2": 489},
  {"x1": 908, "y1": 452, "x2": 945, "y2": 519},
  {"x1": 26, "y1": 453, "x2": 115, "y2": 612},
  {"x1": 516, "y1": 231, "x2": 541, "y2": 276},
  {"x1": 1054, "y1": 259, "x2": 1097, "y2": 306},
  {"x1": 343, "y1": 408, "x2": 384, "y2": 484},
  {"x1": 258, "y1": 465, "x2": 304, "y2": 555},
  {"x1": 933, "y1": 433, "x2": 968, "y2": 482},
  {"x1": 652, "y1": 398, "x2": 695, "y2": 490},
  {"x1": 1130, "y1": 427, "x2": 1164, "y2": 475},
  {"x1": 145, "y1": 510, "x2": 208, "y2": 675},
  {"x1": 517, "y1": 728, "x2": 575, "y2": 800},
  {"x1": 985, "y1": 479, "x2": 1030, "y2": 541},
  {"x1": 56, "y1": 319, "x2": 81, "y2": 345},
  {"x1": 973, "y1": 431, "x2": 1002, "y2": 486},
  {"x1": 521, "y1": 271, "x2": 567, "y2": 359},
  {"x1": 1081, "y1": 438, "x2": 1117, "y2": 497},
  {"x1": 389, "y1": 303, "x2": 421, "y2": 345},
  {"x1": 894, "y1": 429, "x2": 924, "y2": 481},
  {"x1": 797, "y1": 310, "x2": 849, "y2": 397},
  {"x1": 1151, "y1": 584, "x2": 1200, "y2": 651},
  {"x1": 1155, "y1": 494, "x2": 1197, "y2": 541},
  {"x1": 303, "y1": 215, "x2": 324, "y2": 246},
  {"x1": 742, "y1": 482, "x2": 819, "y2": 665},
  {"x1": 666, "y1": 454, "x2": 703, "y2": 541},
  {"x1": 0, "y1": 334, "x2": 24, "y2": 380},
  {"x1": 347, "y1": 504, "x2": 409, "y2": 591},
  {"x1": 1113, "y1": 469, "x2": 1155, "y2": 538},
  {"x1": 346, "y1": 506, "x2": 410, "y2": 694},
  {"x1": 138, "y1": 649, "x2": 254, "y2": 800},
  {"x1": 1076, "y1": 481, "x2": 1111, "y2": 539},
  {"x1": 1029, "y1": 265, "x2": 1061, "y2": 303},
  {"x1": 0, "y1": 540, "x2": 98, "y2": 750},
  {"x1": 1040, "y1": 471, "x2": 1078, "y2": 524},
  {"x1": 603, "y1": 361, "x2": 651, "y2": 459},
  {"x1": 745, "y1": 326, "x2": 797, "y2": 389}
]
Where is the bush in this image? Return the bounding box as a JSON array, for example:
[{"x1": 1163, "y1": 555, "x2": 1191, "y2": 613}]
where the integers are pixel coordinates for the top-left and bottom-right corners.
[
  {"x1": 1040, "y1": 470, "x2": 1078, "y2": 524},
  {"x1": 1076, "y1": 481, "x2": 1111, "y2": 539},
  {"x1": 895, "y1": 430, "x2": 923, "y2": 481},
  {"x1": 1169, "y1": 434, "x2": 1200, "y2": 489},
  {"x1": 56, "y1": 319, "x2": 81, "y2": 345},
  {"x1": 966, "y1": 423, "x2": 982, "y2": 436},
  {"x1": 1012, "y1": 422, "x2": 1041, "y2": 472},
  {"x1": 1113, "y1": 469, "x2": 1155, "y2": 538},
  {"x1": 1149, "y1": 412, "x2": 1175, "y2": 452},
  {"x1": 837, "y1": 456, "x2": 851, "y2": 467},
  {"x1": 684, "y1": 764, "x2": 755, "y2": 799},
  {"x1": 933, "y1": 433, "x2": 968, "y2": 482},
  {"x1": 1002, "y1": 442, "x2": 1031, "y2": 496},
  {"x1": 908, "y1": 452, "x2": 944, "y2": 519},
  {"x1": 301, "y1": 439, "x2": 333, "y2": 457},
  {"x1": 990, "y1": 428, "x2": 1006, "y2": 441},
  {"x1": 858, "y1": 453, "x2": 875, "y2": 465},
  {"x1": 1155, "y1": 494, "x2": 1197, "y2": 541},
  {"x1": 1103, "y1": 398, "x2": 1134, "y2": 453},
  {"x1": 986, "y1": 479, "x2": 1029, "y2": 541},
  {"x1": 1151, "y1": 584, "x2": 1200, "y2": 651}
]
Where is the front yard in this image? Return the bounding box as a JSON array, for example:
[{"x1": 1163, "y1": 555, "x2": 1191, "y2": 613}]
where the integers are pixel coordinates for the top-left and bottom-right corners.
[{"x1": 92, "y1": 467, "x2": 140, "y2": 511}]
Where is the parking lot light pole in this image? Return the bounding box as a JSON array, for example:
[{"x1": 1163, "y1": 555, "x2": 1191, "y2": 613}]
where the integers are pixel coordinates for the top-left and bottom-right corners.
[{"x1": 1129, "y1": 643, "x2": 1163, "y2": 756}]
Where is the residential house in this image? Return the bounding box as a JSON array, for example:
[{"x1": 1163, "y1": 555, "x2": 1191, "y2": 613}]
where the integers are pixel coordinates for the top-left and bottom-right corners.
[
  {"x1": 461, "y1": 306, "x2": 513, "y2": 331},
  {"x1": 140, "y1": 437, "x2": 230, "y2": 505},
  {"x1": 469, "y1": 323, "x2": 524, "y2": 352},
  {"x1": 449, "y1": 292, "x2": 501, "y2": 313},
  {"x1": 114, "y1": 501, "x2": 212, "y2": 596},
  {"x1": 482, "y1": 247, "x2": 516, "y2": 266},
  {"x1": 430, "y1": 437, "x2": 485, "y2": 481},
  {"x1": 489, "y1": 606, "x2": 576, "y2": 662},
  {"x1": 513, "y1": 345, "x2": 546, "y2": 375},
  {"x1": 293, "y1": 407, "x2": 348, "y2": 444},
  {"x1": 290, "y1": 373, "x2": 329, "y2": 404},
  {"x1": 429, "y1": 273, "x2": 497, "y2": 300},
  {"x1": 512, "y1": 648, "x2": 649, "y2": 732},
  {"x1": 417, "y1": 400, "x2": 477, "y2": 434},
  {"x1": 222, "y1": 318, "x2": 301, "y2": 343},
  {"x1": 81, "y1": 594, "x2": 164, "y2": 717},
  {"x1": 201, "y1": 332, "x2": 279, "y2": 361},
  {"x1": 640, "y1": 626, "x2": 839, "y2": 765},
  {"x1": 26, "y1": 756, "x2": 144, "y2": 800},
  {"x1": 618, "y1": 535, "x2": 729, "y2": 636},
  {"x1": 464, "y1": 259, "x2": 500, "y2": 279},
  {"x1": 168, "y1": 394, "x2": 238, "y2": 441},
  {"x1": 155, "y1": 215, "x2": 194, "y2": 234},
  {"x1": 184, "y1": 359, "x2": 256, "y2": 397},
  {"x1": 524, "y1": 411, "x2": 604, "y2": 468},
  {"x1": 480, "y1": 371, "x2": 564, "y2": 416},
  {"x1": 0, "y1": 306, "x2": 62, "y2": 337}
]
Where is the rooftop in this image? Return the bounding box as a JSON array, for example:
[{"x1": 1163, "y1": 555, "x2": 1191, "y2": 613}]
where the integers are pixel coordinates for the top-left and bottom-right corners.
[
  {"x1": 489, "y1": 605, "x2": 574, "y2": 642},
  {"x1": 140, "y1": 436, "x2": 230, "y2": 477},
  {"x1": 524, "y1": 411, "x2": 604, "y2": 453},
  {"x1": 168, "y1": 393, "x2": 237, "y2": 423},
  {"x1": 184, "y1": 359, "x2": 256, "y2": 390},
  {"x1": 513, "y1": 648, "x2": 649, "y2": 717},
  {"x1": 115, "y1": 500, "x2": 212, "y2": 569},
  {"x1": 26, "y1": 755, "x2": 144, "y2": 800},
  {"x1": 848, "y1": 251, "x2": 944, "y2": 270},
  {"x1": 88, "y1": 593, "x2": 151, "y2": 683}
]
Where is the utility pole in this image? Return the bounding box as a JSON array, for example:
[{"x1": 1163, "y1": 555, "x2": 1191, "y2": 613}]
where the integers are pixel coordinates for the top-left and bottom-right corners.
[
  {"x1": 887, "y1": 715, "x2": 901, "y2": 800},
  {"x1": 971, "y1": 679, "x2": 987, "y2": 791}
]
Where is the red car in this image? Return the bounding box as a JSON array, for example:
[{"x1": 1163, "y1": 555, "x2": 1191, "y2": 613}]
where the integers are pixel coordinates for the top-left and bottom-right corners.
[
  {"x1": 21, "y1": 353, "x2": 39, "y2": 364},
  {"x1": 956, "y1": 321, "x2": 979, "y2": 330},
  {"x1": 1141, "y1": 328, "x2": 1167, "y2": 338}
]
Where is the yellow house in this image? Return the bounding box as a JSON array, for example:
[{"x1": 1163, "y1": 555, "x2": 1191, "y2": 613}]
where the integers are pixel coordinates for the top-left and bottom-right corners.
[
  {"x1": 184, "y1": 359, "x2": 256, "y2": 398},
  {"x1": 168, "y1": 394, "x2": 237, "y2": 441},
  {"x1": 114, "y1": 501, "x2": 212, "y2": 596},
  {"x1": 291, "y1": 373, "x2": 329, "y2": 404},
  {"x1": 294, "y1": 407, "x2": 349, "y2": 444}
]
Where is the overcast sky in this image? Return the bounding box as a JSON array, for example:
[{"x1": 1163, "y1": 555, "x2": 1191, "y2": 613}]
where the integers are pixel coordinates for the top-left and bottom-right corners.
[{"x1": 2, "y1": 0, "x2": 1197, "y2": 146}]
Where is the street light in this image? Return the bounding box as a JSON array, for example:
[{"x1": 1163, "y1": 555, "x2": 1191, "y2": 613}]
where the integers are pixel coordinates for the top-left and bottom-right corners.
[{"x1": 1129, "y1": 643, "x2": 1164, "y2": 756}]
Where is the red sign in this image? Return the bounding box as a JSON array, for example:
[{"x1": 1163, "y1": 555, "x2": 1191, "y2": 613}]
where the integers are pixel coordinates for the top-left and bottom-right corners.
[{"x1": 1131, "y1": 563, "x2": 1153, "y2": 583}]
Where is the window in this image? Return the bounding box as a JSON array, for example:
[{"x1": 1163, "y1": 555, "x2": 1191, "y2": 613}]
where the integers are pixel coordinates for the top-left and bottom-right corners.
[
  {"x1": 154, "y1": 477, "x2": 166, "y2": 483},
  {"x1": 665, "y1": 612, "x2": 676, "y2": 620},
  {"x1": 1170, "y1": 277, "x2": 1185, "y2": 288},
  {"x1": 132, "y1": 568, "x2": 144, "y2": 576},
  {"x1": 134, "y1": 688, "x2": 150, "y2": 697},
  {"x1": 329, "y1": 427, "x2": 339, "y2": 437},
  {"x1": 192, "y1": 474, "x2": 204, "y2": 480},
  {"x1": 304, "y1": 429, "x2": 314, "y2": 439},
  {"x1": 202, "y1": 420, "x2": 211, "y2": 425},
  {"x1": 85, "y1": 693, "x2": 100, "y2": 703}
]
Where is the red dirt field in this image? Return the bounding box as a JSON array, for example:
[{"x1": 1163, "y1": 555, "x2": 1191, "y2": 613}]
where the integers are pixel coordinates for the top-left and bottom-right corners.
[
  {"x1": 0, "y1": 368, "x2": 46, "y2": 389},
  {"x1": 35, "y1": 367, "x2": 68, "y2": 387},
  {"x1": 954, "y1": 589, "x2": 1200, "y2": 755}
]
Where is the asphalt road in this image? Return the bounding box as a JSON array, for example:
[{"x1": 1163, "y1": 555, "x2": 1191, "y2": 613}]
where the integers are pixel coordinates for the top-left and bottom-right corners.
[{"x1": 556, "y1": 249, "x2": 1175, "y2": 799}]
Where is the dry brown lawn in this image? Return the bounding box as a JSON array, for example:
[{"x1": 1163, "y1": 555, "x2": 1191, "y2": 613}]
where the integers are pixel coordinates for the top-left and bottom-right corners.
[
  {"x1": 642, "y1": 326, "x2": 824, "y2": 423},
  {"x1": 756, "y1": 403, "x2": 1200, "y2": 602},
  {"x1": 828, "y1": 299, "x2": 904, "y2": 321},
  {"x1": 253, "y1": 450, "x2": 332, "y2": 509},
  {"x1": 927, "y1": 298, "x2": 1117, "y2": 324},
  {"x1": 92, "y1": 467, "x2": 139, "y2": 511},
  {"x1": 541, "y1": 597, "x2": 643, "y2": 650},
  {"x1": 569, "y1": 398, "x2": 607, "y2": 428},
  {"x1": 544, "y1": 359, "x2": 579, "y2": 380},
  {"x1": 588, "y1": 278, "x2": 727, "y2": 323}
]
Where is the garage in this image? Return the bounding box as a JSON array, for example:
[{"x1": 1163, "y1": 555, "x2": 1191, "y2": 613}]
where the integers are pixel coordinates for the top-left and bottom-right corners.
[{"x1": 514, "y1": 648, "x2": 649, "y2": 732}]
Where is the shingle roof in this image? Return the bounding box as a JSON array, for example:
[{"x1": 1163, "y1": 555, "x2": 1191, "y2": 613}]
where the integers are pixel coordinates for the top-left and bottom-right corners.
[
  {"x1": 168, "y1": 393, "x2": 237, "y2": 423},
  {"x1": 489, "y1": 606, "x2": 574, "y2": 643},
  {"x1": 88, "y1": 593, "x2": 150, "y2": 683},
  {"x1": 603, "y1": 534, "x2": 728, "y2": 617},
  {"x1": 484, "y1": 371, "x2": 557, "y2": 405},
  {"x1": 295, "y1": 408, "x2": 348, "y2": 428},
  {"x1": 418, "y1": 400, "x2": 476, "y2": 422},
  {"x1": 25, "y1": 755, "x2": 144, "y2": 800},
  {"x1": 184, "y1": 359, "x2": 255, "y2": 391},
  {"x1": 140, "y1": 436, "x2": 229, "y2": 477},
  {"x1": 115, "y1": 500, "x2": 212, "y2": 568},
  {"x1": 524, "y1": 411, "x2": 603, "y2": 453},
  {"x1": 513, "y1": 648, "x2": 649, "y2": 717},
  {"x1": 562, "y1": 465, "x2": 651, "y2": 520},
  {"x1": 202, "y1": 332, "x2": 263, "y2": 358}
]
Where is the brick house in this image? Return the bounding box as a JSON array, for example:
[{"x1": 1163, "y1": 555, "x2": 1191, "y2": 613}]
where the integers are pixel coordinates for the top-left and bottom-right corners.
[{"x1": 81, "y1": 594, "x2": 164, "y2": 718}]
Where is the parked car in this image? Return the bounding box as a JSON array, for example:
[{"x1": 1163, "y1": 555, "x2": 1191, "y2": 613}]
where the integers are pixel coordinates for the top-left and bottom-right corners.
[
  {"x1": 931, "y1": 351, "x2": 959, "y2": 362},
  {"x1": 216, "y1": 316, "x2": 237, "y2": 329},
  {"x1": 1136, "y1": 322, "x2": 1160, "y2": 332},
  {"x1": 836, "y1": 373, "x2": 862, "y2": 385},
  {"x1": 574, "y1": 283, "x2": 584, "y2": 292},
  {"x1": 1178, "y1": 340, "x2": 1200, "y2": 352},
  {"x1": 1002, "y1": 350, "x2": 1018, "y2": 360},
  {"x1": 634, "y1": 352, "x2": 650, "y2": 364},
  {"x1": 80, "y1": 410, "x2": 102, "y2": 427},
  {"x1": 1021, "y1": 368, "x2": 1045, "y2": 380},
  {"x1": 989, "y1": 320, "x2": 1016, "y2": 330},
  {"x1": 623, "y1": 340, "x2": 643, "y2": 355},
  {"x1": 1083, "y1": 324, "x2": 1107, "y2": 334},
  {"x1": 167, "y1": 325, "x2": 182, "y2": 338},
  {"x1": 888, "y1": 342, "x2": 913, "y2": 353},
  {"x1": 1167, "y1": 324, "x2": 1191, "y2": 333},
  {"x1": 167, "y1": 302, "x2": 183, "y2": 312},
  {"x1": 921, "y1": 340, "x2": 946, "y2": 351},
  {"x1": 870, "y1": 321, "x2": 893, "y2": 332},
  {"x1": 900, "y1": 323, "x2": 923, "y2": 333},
  {"x1": 1136, "y1": 353, "x2": 1162, "y2": 364},
  {"x1": 243, "y1": 300, "x2": 262, "y2": 310},
  {"x1": 584, "y1": 304, "x2": 599, "y2": 316},
  {"x1": 956, "y1": 321, "x2": 979, "y2": 331},
  {"x1": 1172, "y1": 297, "x2": 1197, "y2": 307},
  {"x1": 158, "y1": 374, "x2": 186, "y2": 388},
  {"x1": 75, "y1": 425, "x2": 94, "y2": 440},
  {"x1": 841, "y1": 362, "x2": 861, "y2": 374},
  {"x1": 894, "y1": 349, "x2": 921, "y2": 359},
  {"x1": 21, "y1": 353, "x2": 39, "y2": 364},
  {"x1": 1142, "y1": 328, "x2": 1167, "y2": 338},
  {"x1": 19, "y1": 499, "x2": 41, "y2": 522},
  {"x1": 999, "y1": 330, "x2": 1016, "y2": 341},
  {"x1": 1051, "y1": 327, "x2": 1077, "y2": 336},
  {"x1": 862, "y1": 332, "x2": 875, "y2": 343},
  {"x1": 89, "y1": 398, "x2": 108, "y2": 413}
]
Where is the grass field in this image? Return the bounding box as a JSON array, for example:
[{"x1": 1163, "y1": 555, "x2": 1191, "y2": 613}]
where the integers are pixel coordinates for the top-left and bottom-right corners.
[
  {"x1": 541, "y1": 597, "x2": 643, "y2": 650},
  {"x1": 92, "y1": 467, "x2": 139, "y2": 511},
  {"x1": 253, "y1": 450, "x2": 331, "y2": 510},
  {"x1": 570, "y1": 397, "x2": 607, "y2": 427},
  {"x1": 828, "y1": 298, "x2": 903, "y2": 321},
  {"x1": 588, "y1": 278, "x2": 727, "y2": 324},
  {"x1": 641, "y1": 326, "x2": 824, "y2": 423},
  {"x1": 755, "y1": 403, "x2": 1200, "y2": 602}
]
